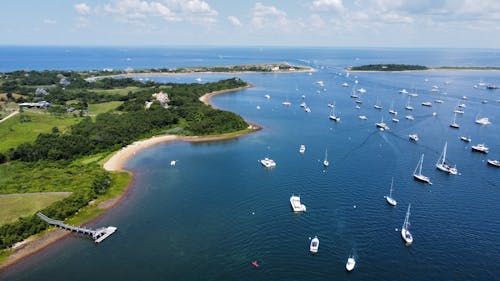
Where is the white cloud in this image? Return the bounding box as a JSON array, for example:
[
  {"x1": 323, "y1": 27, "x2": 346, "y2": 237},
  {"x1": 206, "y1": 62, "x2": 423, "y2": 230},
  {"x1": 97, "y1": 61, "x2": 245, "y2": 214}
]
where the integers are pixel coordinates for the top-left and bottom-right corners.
[
  {"x1": 309, "y1": 14, "x2": 325, "y2": 28},
  {"x1": 43, "y1": 19, "x2": 57, "y2": 25},
  {"x1": 251, "y1": 3, "x2": 288, "y2": 29},
  {"x1": 311, "y1": 0, "x2": 345, "y2": 13},
  {"x1": 74, "y1": 3, "x2": 91, "y2": 15},
  {"x1": 228, "y1": 16, "x2": 241, "y2": 26}
]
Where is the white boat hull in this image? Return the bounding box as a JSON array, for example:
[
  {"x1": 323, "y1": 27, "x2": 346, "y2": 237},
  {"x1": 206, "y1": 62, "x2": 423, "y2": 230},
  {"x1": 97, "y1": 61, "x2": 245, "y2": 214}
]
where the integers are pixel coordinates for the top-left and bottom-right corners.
[
  {"x1": 346, "y1": 258, "x2": 356, "y2": 271},
  {"x1": 310, "y1": 237, "x2": 319, "y2": 253},
  {"x1": 401, "y1": 228, "x2": 413, "y2": 244}
]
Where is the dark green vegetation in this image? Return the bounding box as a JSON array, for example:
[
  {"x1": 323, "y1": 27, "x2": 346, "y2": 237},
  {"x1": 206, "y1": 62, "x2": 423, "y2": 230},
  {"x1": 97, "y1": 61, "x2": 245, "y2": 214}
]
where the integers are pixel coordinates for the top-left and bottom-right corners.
[
  {"x1": 0, "y1": 68, "x2": 251, "y2": 251},
  {"x1": 349, "y1": 64, "x2": 428, "y2": 71}
]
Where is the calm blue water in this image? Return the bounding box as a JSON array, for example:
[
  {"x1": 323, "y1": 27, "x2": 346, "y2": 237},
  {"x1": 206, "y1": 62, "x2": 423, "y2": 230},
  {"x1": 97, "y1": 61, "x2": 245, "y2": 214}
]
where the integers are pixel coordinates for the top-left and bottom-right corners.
[{"x1": 1, "y1": 47, "x2": 499, "y2": 281}]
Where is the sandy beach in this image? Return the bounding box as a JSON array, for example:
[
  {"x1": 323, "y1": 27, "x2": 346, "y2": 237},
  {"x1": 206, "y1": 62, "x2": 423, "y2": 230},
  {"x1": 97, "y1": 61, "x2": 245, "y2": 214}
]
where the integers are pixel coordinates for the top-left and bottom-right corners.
[{"x1": 0, "y1": 85, "x2": 260, "y2": 272}]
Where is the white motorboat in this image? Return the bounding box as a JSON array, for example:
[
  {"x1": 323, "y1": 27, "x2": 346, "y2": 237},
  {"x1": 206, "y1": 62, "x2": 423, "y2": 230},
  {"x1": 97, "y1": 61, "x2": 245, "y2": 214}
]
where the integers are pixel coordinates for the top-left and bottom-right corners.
[
  {"x1": 460, "y1": 136, "x2": 471, "y2": 142},
  {"x1": 475, "y1": 117, "x2": 491, "y2": 125},
  {"x1": 345, "y1": 256, "x2": 356, "y2": 272},
  {"x1": 342, "y1": 82, "x2": 349, "y2": 87},
  {"x1": 401, "y1": 204, "x2": 413, "y2": 244},
  {"x1": 329, "y1": 108, "x2": 340, "y2": 122},
  {"x1": 305, "y1": 107, "x2": 311, "y2": 113},
  {"x1": 282, "y1": 101, "x2": 291, "y2": 106},
  {"x1": 471, "y1": 144, "x2": 489, "y2": 154},
  {"x1": 323, "y1": 149, "x2": 329, "y2": 167},
  {"x1": 300, "y1": 102, "x2": 307, "y2": 108},
  {"x1": 405, "y1": 115, "x2": 414, "y2": 121},
  {"x1": 385, "y1": 177, "x2": 397, "y2": 206},
  {"x1": 435, "y1": 99, "x2": 444, "y2": 103},
  {"x1": 454, "y1": 109, "x2": 464, "y2": 114},
  {"x1": 310, "y1": 236, "x2": 319, "y2": 253},
  {"x1": 413, "y1": 154, "x2": 432, "y2": 184},
  {"x1": 421, "y1": 101, "x2": 432, "y2": 107},
  {"x1": 260, "y1": 157, "x2": 276, "y2": 168},
  {"x1": 290, "y1": 195, "x2": 307, "y2": 212},
  {"x1": 264, "y1": 94, "x2": 271, "y2": 99},
  {"x1": 355, "y1": 99, "x2": 363, "y2": 104},
  {"x1": 487, "y1": 159, "x2": 500, "y2": 167},
  {"x1": 458, "y1": 103, "x2": 466, "y2": 108},
  {"x1": 436, "y1": 142, "x2": 458, "y2": 175},
  {"x1": 399, "y1": 89, "x2": 408, "y2": 94},
  {"x1": 392, "y1": 117, "x2": 400, "y2": 123},
  {"x1": 299, "y1": 144, "x2": 306, "y2": 154},
  {"x1": 359, "y1": 115, "x2": 367, "y2": 120},
  {"x1": 358, "y1": 87, "x2": 366, "y2": 94},
  {"x1": 409, "y1": 134, "x2": 419, "y2": 142}
]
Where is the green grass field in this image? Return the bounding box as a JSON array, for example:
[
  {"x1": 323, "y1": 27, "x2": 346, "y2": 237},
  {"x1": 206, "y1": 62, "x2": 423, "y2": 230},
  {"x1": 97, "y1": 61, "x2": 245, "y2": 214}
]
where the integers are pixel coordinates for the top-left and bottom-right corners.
[
  {"x1": 88, "y1": 101, "x2": 123, "y2": 115},
  {"x1": 0, "y1": 192, "x2": 72, "y2": 225},
  {"x1": 0, "y1": 110, "x2": 79, "y2": 153},
  {"x1": 96, "y1": 86, "x2": 140, "y2": 96}
]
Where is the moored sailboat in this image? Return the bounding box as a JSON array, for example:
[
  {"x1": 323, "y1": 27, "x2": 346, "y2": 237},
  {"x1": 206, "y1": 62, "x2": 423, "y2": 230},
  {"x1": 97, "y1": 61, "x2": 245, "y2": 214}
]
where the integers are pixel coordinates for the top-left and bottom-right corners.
[
  {"x1": 435, "y1": 142, "x2": 458, "y2": 175},
  {"x1": 323, "y1": 149, "x2": 329, "y2": 167},
  {"x1": 413, "y1": 154, "x2": 432, "y2": 184},
  {"x1": 401, "y1": 204, "x2": 413, "y2": 244},
  {"x1": 385, "y1": 177, "x2": 397, "y2": 206}
]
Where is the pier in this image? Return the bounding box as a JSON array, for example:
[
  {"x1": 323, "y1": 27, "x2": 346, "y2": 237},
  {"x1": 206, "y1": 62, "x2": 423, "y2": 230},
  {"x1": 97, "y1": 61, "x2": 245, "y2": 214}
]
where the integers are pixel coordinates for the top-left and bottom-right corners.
[{"x1": 37, "y1": 212, "x2": 117, "y2": 243}]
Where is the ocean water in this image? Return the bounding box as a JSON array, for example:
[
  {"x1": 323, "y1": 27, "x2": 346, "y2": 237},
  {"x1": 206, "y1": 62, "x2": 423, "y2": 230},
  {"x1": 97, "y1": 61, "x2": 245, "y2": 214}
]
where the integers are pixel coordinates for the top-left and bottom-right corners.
[{"x1": 1, "y1": 47, "x2": 499, "y2": 281}]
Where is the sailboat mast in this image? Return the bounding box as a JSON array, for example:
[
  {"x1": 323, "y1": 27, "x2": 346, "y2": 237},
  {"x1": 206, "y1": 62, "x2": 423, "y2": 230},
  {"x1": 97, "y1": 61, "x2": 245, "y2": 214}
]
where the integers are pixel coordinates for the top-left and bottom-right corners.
[
  {"x1": 390, "y1": 177, "x2": 394, "y2": 197},
  {"x1": 419, "y1": 155, "x2": 424, "y2": 175},
  {"x1": 443, "y1": 142, "x2": 447, "y2": 163}
]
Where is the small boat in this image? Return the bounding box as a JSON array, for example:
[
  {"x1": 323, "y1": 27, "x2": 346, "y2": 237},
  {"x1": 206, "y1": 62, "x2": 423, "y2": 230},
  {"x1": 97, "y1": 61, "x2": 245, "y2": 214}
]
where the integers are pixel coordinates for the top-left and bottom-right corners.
[
  {"x1": 264, "y1": 94, "x2": 271, "y2": 99},
  {"x1": 323, "y1": 149, "x2": 329, "y2": 167},
  {"x1": 475, "y1": 117, "x2": 491, "y2": 125},
  {"x1": 260, "y1": 158, "x2": 277, "y2": 168},
  {"x1": 300, "y1": 102, "x2": 307, "y2": 108},
  {"x1": 350, "y1": 93, "x2": 359, "y2": 98},
  {"x1": 373, "y1": 97, "x2": 382, "y2": 109},
  {"x1": 436, "y1": 142, "x2": 458, "y2": 175},
  {"x1": 305, "y1": 107, "x2": 311, "y2": 113},
  {"x1": 358, "y1": 87, "x2": 366, "y2": 94},
  {"x1": 385, "y1": 177, "x2": 397, "y2": 206},
  {"x1": 251, "y1": 261, "x2": 260, "y2": 268},
  {"x1": 409, "y1": 134, "x2": 419, "y2": 142},
  {"x1": 354, "y1": 105, "x2": 361, "y2": 109},
  {"x1": 282, "y1": 101, "x2": 291, "y2": 106},
  {"x1": 256, "y1": 105, "x2": 261, "y2": 110},
  {"x1": 401, "y1": 204, "x2": 413, "y2": 244},
  {"x1": 355, "y1": 99, "x2": 363, "y2": 104},
  {"x1": 471, "y1": 144, "x2": 489, "y2": 154},
  {"x1": 454, "y1": 110, "x2": 464, "y2": 114},
  {"x1": 310, "y1": 236, "x2": 319, "y2": 253},
  {"x1": 316, "y1": 81, "x2": 325, "y2": 87},
  {"x1": 170, "y1": 160, "x2": 177, "y2": 166},
  {"x1": 486, "y1": 84, "x2": 499, "y2": 89},
  {"x1": 327, "y1": 103, "x2": 335, "y2": 108},
  {"x1": 421, "y1": 101, "x2": 432, "y2": 107},
  {"x1": 435, "y1": 99, "x2": 444, "y2": 103},
  {"x1": 405, "y1": 96, "x2": 414, "y2": 110},
  {"x1": 460, "y1": 136, "x2": 471, "y2": 142},
  {"x1": 399, "y1": 89, "x2": 408, "y2": 94},
  {"x1": 450, "y1": 113, "x2": 459, "y2": 128},
  {"x1": 299, "y1": 145, "x2": 306, "y2": 154},
  {"x1": 388, "y1": 100, "x2": 397, "y2": 115},
  {"x1": 458, "y1": 103, "x2": 466, "y2": 108},
  {"x1": 392, "y1": 117, "x2": 400, "y2": 123},
  {"x1": 345, "y1": 255, "x2": 356, "y2": 272},
  {"x1": 462, "y1": 96, "x2": 468, "y2": 100},
  {"x1": 375, "y1": 116, "x2": 390, "y2": 131},
  {"x1": 342, "y1": 82, "x2": 349, "y2": 87},
  {"x1": 329, "y1": 108, "x2": 340, "y2": 122},
  {"x1": 405, "y1": 115, "x2": 414, "y2": 121},
  {"x1": 487, "y1": 159, "x2": 500, "y2": 167},
  {"x1": 413, "y1": 154, "x2": 432, "y2": 184},
  {"x1": 301, "y1": 95, "x2": 306, "y2": 99},
  {"x1": 290, "y1": 194, "x2": 307, "y2": 212},
  {"x1": 359, "y1": 115, "x2": 367, "y2": 120}
]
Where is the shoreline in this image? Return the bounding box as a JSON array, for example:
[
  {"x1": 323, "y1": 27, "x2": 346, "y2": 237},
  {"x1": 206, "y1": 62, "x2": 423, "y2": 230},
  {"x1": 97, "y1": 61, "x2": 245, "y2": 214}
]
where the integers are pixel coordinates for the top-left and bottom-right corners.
[{"x1": 0, "y1": 85, "x2": 261, "y2": 272}]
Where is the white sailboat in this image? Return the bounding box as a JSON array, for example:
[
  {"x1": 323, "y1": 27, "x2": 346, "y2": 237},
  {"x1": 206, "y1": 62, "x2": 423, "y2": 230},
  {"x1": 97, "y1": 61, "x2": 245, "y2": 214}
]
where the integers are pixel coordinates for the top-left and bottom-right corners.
[
  {"x1": 435, "y1": 142, "x2": 458, "y2": 175},
  {"x1": 388, "y1": 100, "x2": 397, "y2": 115},
  {"x1": 449, "y1": 112, "x2": 459, "y2": 128},
  {"x1": 401, "y1": 204, "x2": 413, "y2": 244},
  {"x1": 329, "y1": 108, "x2": 340, "y2": 122},
  {"x1": 323, "y1": 149, "x2": 329, "y2": 167},
  {"x1": 405, "y1": 96, "x2": 414, "y2": 110},
  {"x1": 413, "y1": 154, "x2": 432, "y2": 184},
  {"x1": 374, "y1": 96, "x2": 382, "y2": 109},
  {"x1": 375, "y1": 116, "x2": 390, "y2": 130},
  {"x1": 385, "y1": 177, "x2": 397, "y2": 206}
]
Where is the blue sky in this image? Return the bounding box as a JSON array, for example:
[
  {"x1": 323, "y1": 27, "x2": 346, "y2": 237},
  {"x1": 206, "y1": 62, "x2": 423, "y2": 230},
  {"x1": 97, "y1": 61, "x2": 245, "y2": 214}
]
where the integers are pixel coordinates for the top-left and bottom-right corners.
[{"x1": 1, "y1": 0, "x2": 499, "y2": 48}]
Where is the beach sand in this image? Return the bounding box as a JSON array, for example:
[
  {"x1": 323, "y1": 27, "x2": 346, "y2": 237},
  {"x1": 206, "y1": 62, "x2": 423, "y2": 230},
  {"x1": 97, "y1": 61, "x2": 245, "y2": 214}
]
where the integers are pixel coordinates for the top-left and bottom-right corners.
[{"x1": 0, "y1": 85, "x2": 260, "y2": 271}]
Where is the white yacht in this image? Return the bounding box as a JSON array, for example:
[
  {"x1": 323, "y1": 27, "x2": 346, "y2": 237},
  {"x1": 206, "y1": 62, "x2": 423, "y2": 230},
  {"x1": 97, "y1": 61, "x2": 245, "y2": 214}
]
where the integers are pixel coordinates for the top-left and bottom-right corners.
[
  {"x1": 310, "y1": 236, "x2": 319, "y2": 253},
  {"x1": 471, "y1": 144, "x2": 489, "y2": 154},
  {"x1": 475, "y1": 117, "x2": 491, "y2": 125},
  {"x1": 282, "y1": 101, "x2": 291, "y2": 106},
  {"x1": 435, "y1": 99, "x2": 444, "y2": 103},
  {"x1": 305, "y1": 107, "x2": 311, "y2": 113},
  {"x1": 413, "y1": 154, "x2": 432, "y2": 184},
  {"x1": 260, "y1": 158, "x2": 277, "y2": 168},
  {"x1": 359, "y1": 115, "x2": 367, "y2": 120},
  {"x1": 436, "y1": 142, "x2": 458, "y2": 175},
  {"x1": 401, "y1": 204, "x2": 413, "y2": 245},
  {"x1": 458, "y1": 103, "x2": 467, "y2": 108},
  {"x1": 421, "y1": 101, "x2": 432, "y2": 107},
  {"x1": 358, "y1": 87, "x2": 366, "y2": 94},
  {"x1": 329, "y1": 108, "x2": 340, "y2": 122},
  {"x1": 385, "y1": 177, "x2": 397, "y2": 206},
  {"x1": 399, "y1": 89, "x2": 409, "y2": 94},
  {"x1": 290, "y1": 195, "x2": 307, "y2": 212},
  {"x1": 345, "y1": 255, "x2": 356, "y2": 272},
  {"x1": 300, "y1": 102, "x2": 307, "y2": 108},
  {"x1": 375, "y1": 117, "x2": 390, "y2": 130},
  {"x1": 454, "y1": 109, "x2": 465, "y2": 114},
  {"x1": 264, "y1": 94, "x2": 271, "y2": 99},
  {"x1": 487, "y1": 159, "x2": 500, "y2": 167},
  {"x1": 299, "y1": 145, "x2": 306, "y2": 154},
  {"x1": 342, "y1": 82, "x2": 349, "y2": 87},
  {"x1": 460, "y1": 136, "x2": 471, "y2": 142},
  {"x1": 392, "y1": 117, "x2": 400, "y2": 123},
  {"x1": 406, "y1": 115, "x2": 414, "y2": 121},
  {"x1": 409, "y1": 134, "x2": 419, "y2": 142}
]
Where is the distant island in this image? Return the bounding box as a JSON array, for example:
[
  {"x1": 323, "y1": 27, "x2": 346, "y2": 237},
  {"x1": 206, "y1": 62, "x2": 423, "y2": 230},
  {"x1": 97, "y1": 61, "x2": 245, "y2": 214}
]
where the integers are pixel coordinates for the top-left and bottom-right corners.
[{"x1": 348, "y1": 64, "x2": 500, "y2": 71}]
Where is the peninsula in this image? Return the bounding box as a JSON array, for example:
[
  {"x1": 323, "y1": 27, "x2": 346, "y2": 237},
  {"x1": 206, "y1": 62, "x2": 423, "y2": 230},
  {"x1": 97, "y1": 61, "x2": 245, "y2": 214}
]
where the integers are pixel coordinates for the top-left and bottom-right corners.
[{"x1": 348, "y1": 64, "x2": 500, "y2": 72}]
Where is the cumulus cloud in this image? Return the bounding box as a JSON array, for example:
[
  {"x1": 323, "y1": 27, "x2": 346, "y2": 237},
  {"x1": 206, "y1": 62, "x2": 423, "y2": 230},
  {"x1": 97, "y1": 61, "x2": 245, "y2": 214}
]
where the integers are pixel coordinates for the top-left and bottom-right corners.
[
  {"x1": 311, "y1": 0, "x2": 345, "y2": 13},
  {"x1": 251, "y1": 2, "x2": 288, "y2": 29},
  {"x1": 228, "y1": 16, "x2": 241, "y2": 26},
  {"x1": 74, "y1": 3, "x2": 91, "y2": 15}
]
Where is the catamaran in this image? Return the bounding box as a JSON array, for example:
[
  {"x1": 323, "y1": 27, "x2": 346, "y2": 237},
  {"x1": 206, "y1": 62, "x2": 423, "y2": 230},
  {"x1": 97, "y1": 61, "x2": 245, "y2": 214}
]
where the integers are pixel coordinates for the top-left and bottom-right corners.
[
  {"x1": 385, "y1": 177, "x2": 397, "y2": 206},
  {"x1": 310, "y1": 236, "x2": 319, "y2": 253},
  {"x1": 413, "y1": 154, "x2": 432, "y2": 184},
  {"x1": 401, "y1": 204, "x2": 413, "y2": 244},
  {"x1": 436, "y1": 142, "x2": 458, "y2": 175},
  {"x1": 290, "y1": 194, "x2": 307, "y2": 212},
  {"x1": 323, "y1": 149, "x2": 329, "y2": 167}
]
